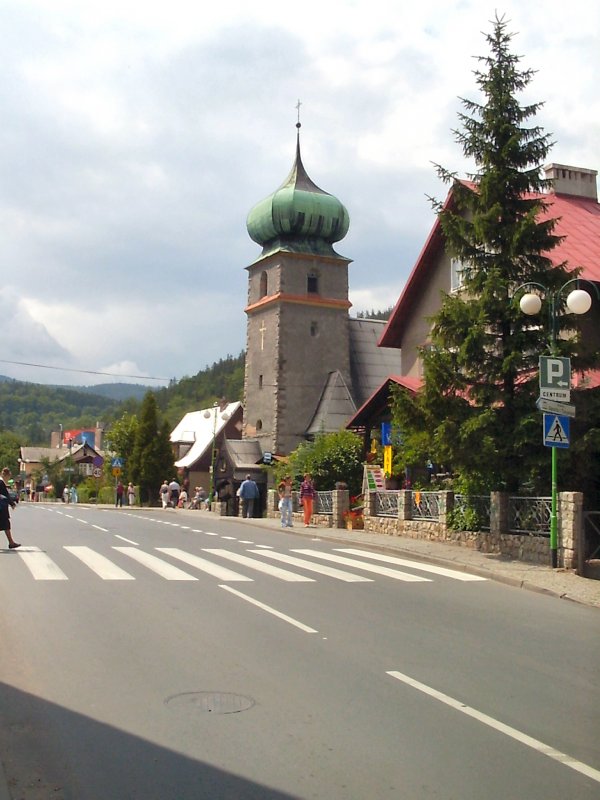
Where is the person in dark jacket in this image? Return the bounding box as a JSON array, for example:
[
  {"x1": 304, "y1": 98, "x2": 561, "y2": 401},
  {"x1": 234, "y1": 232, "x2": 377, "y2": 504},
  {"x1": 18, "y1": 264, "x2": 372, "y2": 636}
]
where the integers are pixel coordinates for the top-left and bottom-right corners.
[
  {"x1": 238, "y1": 474, "x2": 259, "y2": 519},
  {"x1": 0, "y1": 467, "x2": 20, "y2": 549}
]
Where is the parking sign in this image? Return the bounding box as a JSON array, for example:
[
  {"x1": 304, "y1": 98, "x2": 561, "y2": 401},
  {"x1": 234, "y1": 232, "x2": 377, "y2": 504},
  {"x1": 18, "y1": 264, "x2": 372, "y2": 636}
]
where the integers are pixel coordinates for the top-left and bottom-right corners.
[{"x1": 539, "y1": 356, "x2": 571, "y2": 401}]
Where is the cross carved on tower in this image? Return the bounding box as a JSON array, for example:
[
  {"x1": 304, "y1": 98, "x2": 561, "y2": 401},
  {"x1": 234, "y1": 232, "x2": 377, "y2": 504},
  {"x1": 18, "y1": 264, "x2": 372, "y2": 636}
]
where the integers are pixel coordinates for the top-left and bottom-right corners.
[{"x1": 259, "y1": 320, "x2": 266, "y2": 351}]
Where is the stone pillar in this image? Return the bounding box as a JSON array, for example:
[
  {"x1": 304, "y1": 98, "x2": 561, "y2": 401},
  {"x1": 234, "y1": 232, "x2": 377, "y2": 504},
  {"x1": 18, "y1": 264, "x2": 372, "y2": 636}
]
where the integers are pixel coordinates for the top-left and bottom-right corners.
[
  {"x1": 333, "y1": 489, "x2": 350, "y2": 529},
  {"x1": 397, "y1": 490, "x2": 412, "y2": 520},
  {"x1": 438, "y1": 491, "x2": 454, "y2": 531},
  {"x1": 364, "y1": 491, "x2": 376, "y2": 519},
  {"x1": 558, "y1": 491, "x2": 582, "y2": 569},
  {"x1": 490, "y1": 492, "x2": 508, "y2": 535}
]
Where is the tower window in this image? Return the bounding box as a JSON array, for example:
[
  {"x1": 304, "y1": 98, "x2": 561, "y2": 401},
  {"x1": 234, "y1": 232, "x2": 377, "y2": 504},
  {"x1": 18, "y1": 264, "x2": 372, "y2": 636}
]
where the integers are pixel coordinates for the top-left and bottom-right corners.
[
  {"x1": 259, "y1": 271, "x2": 268, "y2": 298},
  {"x1": 310, "y1": 321, "x2": 319, "y2": 337},
  {"x1": 307, "y1": 273, "x2": 318, "y2": 293},
  {"x1": 256, "y1": 419, "x2": 263, "y2": 431},
  {"x1": 259, "y1": 374, "x2": 263, "y2": 390}
]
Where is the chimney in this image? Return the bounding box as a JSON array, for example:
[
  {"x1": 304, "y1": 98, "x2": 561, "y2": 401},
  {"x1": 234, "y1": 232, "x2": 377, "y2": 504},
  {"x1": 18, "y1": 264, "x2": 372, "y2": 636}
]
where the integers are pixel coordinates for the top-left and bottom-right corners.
[{"x1": 543, "y1": 163, "x2": 598, "y2": 201}]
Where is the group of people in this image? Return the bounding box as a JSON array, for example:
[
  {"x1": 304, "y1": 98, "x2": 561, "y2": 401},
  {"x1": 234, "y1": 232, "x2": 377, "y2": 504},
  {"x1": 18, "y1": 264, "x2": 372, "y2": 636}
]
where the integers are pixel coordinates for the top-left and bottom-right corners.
[
  {"x1": 159, "y1": 479, "x2": 206, "y2": 509},
  {"x1": 277, "y1": 473, "x2": 315, "y2": 528},
  {"x1": 115, "y1": 481, "x2": 136, "y2": 507}
]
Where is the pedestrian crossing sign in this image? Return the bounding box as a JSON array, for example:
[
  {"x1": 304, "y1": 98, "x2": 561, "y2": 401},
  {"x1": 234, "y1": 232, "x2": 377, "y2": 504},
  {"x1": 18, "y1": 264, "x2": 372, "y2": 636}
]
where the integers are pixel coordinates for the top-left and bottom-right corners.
[{"x1": 543, "y1": 413, "x2": 570, "y2": 449}]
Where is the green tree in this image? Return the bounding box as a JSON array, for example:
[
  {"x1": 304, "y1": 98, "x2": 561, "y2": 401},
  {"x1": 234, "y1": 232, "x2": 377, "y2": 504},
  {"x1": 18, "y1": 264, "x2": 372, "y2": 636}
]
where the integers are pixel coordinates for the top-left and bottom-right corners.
[
  {"x1": 103, "y1": 412, "x2": 139, "y2": 482},
  {"x1": 279, "y1": 431, "x2": 364, "y2": 495},
  {"x1": 392, "y1": 15, "x2": 591, "y2": 494},
  {"x1": 0, "y1": 431, "x2": 21, "y2": 474},
  {"x1": 130, "y1": 392, "x2": 174, "y2": 504}
]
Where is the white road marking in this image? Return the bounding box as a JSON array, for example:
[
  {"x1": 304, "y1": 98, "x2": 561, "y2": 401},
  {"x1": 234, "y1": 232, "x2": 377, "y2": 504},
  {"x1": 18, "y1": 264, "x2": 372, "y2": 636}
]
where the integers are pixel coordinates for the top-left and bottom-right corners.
[
  {"x1": 336, "y1": 549, "x2": 488, "y2": 581},
  {"x1": 254, "y1": 544, "x2": 273, "y2": 549},
  {"x1": 112, "y1": 547, "x2": 197, "y2": 580},
  {"x1": 221, "y1": 536, "x2": 236, "y2": 540},
  {"x1": 248, "y1": 550, "x2": 373, "y2": 582},
  {"x1": 292, "y1": 550, "x2": 431, "y2": 582},
  {"x1": 76, "y1": 519, "x2": 88, "y2": 524},
  {"x1": 239, "y1": 540, "x2": 254, "y2": 544},
  {"x1": 191, "y1": 529, "x2": 203, "y2": 533},
  {"x1": 92, "y1": 524, "x2": 108, "y2": 532},
  {"x1": 219, "y1": 586, "x2": 318, "y2": 633},
  {"x1": 114, "y1": 535, "x2": 139, "y2": 545},
  {"x1": 17, "y1": 546, "x2": 68, "y2": 580},
  {"x1": 64, "y1": 546, "x2": 135, "y2": 580},
  {"x1": 156, "y1": 548, "x2": 253, "y2": 582},
  {"x1": 386, "y1": 670, "x2": 600, "y2": 785},
  {"x1": 203, "y1": 532, "x2": 219, "y2": 536},
  {"x1": 203, "y1": 549, "x2": 315, "y2": 582}
]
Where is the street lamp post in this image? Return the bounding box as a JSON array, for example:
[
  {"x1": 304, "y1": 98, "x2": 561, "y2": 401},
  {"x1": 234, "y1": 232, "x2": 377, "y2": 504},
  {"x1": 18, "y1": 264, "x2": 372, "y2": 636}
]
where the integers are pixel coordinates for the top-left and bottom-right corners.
[
  {"x1": 517, "y1": 278, "x2": 597, "y2": 567},
  {"x1": 203, "y1": 402, "x2": 230, "y2": 508}
]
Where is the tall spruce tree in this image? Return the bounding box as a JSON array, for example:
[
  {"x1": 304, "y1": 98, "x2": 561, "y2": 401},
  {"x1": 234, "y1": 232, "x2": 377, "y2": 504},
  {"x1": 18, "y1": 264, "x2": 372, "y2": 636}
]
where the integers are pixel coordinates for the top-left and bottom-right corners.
[
  {"x1": 130, "y1": 392, "x2": 174, "y2": 504},
  {"x1": 392, "y1": 15, "x2": 586, "y2": 493}
]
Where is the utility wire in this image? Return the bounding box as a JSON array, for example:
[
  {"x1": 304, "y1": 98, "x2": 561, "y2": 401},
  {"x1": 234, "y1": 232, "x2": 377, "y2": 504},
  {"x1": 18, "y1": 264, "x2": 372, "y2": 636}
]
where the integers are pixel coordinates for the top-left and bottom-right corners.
[{"x1": 0, "y1": 358, "x2": 169, "y2": 382}]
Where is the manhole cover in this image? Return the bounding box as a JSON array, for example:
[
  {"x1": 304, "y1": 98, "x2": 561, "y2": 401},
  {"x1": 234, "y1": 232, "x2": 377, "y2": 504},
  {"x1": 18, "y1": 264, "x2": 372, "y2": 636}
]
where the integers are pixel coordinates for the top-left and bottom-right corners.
[{"x1": 165, "y1": 692, "x2": 255, "y2": 714}]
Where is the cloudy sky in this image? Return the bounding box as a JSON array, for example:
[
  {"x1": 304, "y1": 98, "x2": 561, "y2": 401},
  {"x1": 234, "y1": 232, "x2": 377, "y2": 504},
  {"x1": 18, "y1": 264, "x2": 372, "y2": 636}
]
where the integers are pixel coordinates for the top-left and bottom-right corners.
[{"x1": 0, "y1": 0, "x2": 598, "y2": 387}]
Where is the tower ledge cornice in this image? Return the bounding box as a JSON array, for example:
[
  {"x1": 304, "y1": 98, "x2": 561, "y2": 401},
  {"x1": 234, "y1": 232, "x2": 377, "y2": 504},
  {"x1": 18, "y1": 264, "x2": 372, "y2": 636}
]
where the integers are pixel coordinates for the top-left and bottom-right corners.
[{"x1": 245, "y1": 292, "x2": 352, "y2": 315}]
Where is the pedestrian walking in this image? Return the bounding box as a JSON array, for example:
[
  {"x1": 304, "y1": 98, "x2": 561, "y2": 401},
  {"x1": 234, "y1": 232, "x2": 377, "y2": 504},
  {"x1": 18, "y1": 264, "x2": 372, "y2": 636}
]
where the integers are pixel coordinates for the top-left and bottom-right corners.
[
  {"x1": 278, "y1": 475, "x2": 293, "y2": 528},
  {"x1": 0, "y1": 467, "x2": 20, "y2": 549},
  {"x1": 115, "y1": 480, "x2": 124, "y2": 507},
  {"x1": 238, "y1": 474, "x2": 260, "y2": 519},
  {"x1": 168, "y1": 478, "x2": 180, "y2": 508},
  {"x1": 159, "y1": 480, "x2": 170, "y2": 508},
  {"x1": 127, "y1": 482, "x2": 135, "y2": 506},
  {"x1": 299, "y1": 473, "x2": 315, "y2": 527}
]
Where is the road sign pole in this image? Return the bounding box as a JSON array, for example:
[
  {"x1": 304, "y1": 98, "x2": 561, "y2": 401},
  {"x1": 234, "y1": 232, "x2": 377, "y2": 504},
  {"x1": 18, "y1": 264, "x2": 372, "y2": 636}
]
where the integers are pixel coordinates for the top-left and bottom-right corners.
[{"x1": 550, "y1": 447, "x2": 558, "y2": 568}]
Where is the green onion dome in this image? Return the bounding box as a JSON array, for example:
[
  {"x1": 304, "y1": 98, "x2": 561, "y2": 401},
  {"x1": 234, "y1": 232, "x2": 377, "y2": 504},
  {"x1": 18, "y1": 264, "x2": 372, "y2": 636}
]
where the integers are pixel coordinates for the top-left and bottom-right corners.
[{"x1": 246, "y1": 128, "x2": 350, "y2": 258}]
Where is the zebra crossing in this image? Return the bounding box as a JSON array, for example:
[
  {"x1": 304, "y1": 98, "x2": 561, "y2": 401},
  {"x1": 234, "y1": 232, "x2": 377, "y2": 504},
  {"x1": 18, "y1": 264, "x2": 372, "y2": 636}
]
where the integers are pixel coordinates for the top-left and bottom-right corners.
[{"x1": 5, "y1": 543, "x2": 487, "y2": 586}]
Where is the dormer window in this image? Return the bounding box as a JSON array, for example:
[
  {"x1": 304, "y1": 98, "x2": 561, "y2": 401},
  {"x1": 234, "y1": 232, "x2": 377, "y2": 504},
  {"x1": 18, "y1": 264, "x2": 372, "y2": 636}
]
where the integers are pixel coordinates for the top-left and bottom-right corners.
[
  {"x1": 450, "y1": 258, "x2": 466, "y2": 292},
  {"x1": 307, "y1": 273, "x2": 319, "y2": 294}
]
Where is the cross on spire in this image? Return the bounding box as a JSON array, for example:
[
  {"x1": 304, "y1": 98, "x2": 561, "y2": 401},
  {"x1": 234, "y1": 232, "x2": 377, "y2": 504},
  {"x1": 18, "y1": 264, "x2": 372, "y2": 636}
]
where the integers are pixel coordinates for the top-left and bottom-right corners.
[{"x1": 295, "y1": 99, "x2": 302, "y2": 129}]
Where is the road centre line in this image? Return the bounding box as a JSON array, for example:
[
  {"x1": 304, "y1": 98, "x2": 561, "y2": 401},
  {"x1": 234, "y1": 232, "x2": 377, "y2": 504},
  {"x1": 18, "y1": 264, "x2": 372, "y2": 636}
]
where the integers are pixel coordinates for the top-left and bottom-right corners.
[
  {"x1": 386, "y1": 670, "x2": 600, "y2": 785},
  {"x1": 219, "y1": 585, "x2": 318, "y2": 633},
  {"x1": 92, "y1": 524, "x2": 109, "y2": 532},
  {"x1": 337, "y1": 549, "x2": 487, "y2": 581},
  {"x1": 76, "y1": 519, "x2": 89, "y2": 524},
  {"x1": 114, "y1": 535, "x2": 139, "y2": 545},
  {"x1": 292, "y1": 550, "x2": 431, "y2": 582}
]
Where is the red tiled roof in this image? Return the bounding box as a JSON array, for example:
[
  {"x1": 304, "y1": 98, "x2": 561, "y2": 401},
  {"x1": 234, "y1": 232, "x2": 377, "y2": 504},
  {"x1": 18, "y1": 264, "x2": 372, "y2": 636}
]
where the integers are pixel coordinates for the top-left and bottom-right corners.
[
  {"x1": 346, "y1": 374, "x2": 422, "y2": 429},
  {"x1": 379, "y1": 186, "x2": 600, "y2": 348}
]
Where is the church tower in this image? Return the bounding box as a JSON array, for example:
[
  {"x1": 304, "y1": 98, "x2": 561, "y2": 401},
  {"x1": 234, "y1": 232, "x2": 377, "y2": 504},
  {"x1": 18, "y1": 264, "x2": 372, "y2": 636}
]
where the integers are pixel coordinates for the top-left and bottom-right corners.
[{"x1": 243, "y1": 122, "x2": 351, "y2": 455}]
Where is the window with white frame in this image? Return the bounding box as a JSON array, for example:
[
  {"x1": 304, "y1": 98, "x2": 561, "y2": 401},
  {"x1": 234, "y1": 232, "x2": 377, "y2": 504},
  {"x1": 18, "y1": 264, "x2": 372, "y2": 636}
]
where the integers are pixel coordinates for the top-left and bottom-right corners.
[{"x1": 450, "y1": 258, "x2": 466, "y2": 292}]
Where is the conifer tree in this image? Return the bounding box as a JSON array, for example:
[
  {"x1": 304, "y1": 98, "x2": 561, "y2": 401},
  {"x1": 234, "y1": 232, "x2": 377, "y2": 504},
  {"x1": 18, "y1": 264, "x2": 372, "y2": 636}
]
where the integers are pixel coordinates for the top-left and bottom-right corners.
[
  {"x1": 392, "y1": 15, "x2": 587, "y2": 493},
  {"x1": 130, "y1": 392, "x2": 174, "y2": 503}
]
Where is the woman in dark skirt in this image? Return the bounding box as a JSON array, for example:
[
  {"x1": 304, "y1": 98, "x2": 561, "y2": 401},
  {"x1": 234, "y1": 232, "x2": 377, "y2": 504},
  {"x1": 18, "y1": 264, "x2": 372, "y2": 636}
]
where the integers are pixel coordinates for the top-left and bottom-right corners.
[{"x1": 0, "y1": 467, "x2": 20, "y2": 549}]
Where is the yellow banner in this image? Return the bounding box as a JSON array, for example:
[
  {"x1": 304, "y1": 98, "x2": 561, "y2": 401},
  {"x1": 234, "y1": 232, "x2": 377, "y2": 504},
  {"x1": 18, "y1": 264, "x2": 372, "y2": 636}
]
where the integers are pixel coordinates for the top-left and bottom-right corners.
[{"x1": 383, "y1": 445, "x2": 392, "y2": 477}]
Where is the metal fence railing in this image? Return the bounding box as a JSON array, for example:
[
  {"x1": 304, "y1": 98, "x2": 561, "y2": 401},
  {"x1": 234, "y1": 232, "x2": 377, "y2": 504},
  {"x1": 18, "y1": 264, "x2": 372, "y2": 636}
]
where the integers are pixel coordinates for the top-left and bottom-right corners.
[
  {"x1": 508, "y1": 496, "x2": 551, "y2": 536},
  {"x1": 411, "y1": 491, "x2": 440, "y2": 520},
  {"x1": 374, "y1": 491, "x2": 399, "y2": 517},
  {"x1": 316, "y1": 491, "x2": 333, "y2": 515},
  {"x1": 452, "y1": 494, "x2": 491, "y2": 531}
]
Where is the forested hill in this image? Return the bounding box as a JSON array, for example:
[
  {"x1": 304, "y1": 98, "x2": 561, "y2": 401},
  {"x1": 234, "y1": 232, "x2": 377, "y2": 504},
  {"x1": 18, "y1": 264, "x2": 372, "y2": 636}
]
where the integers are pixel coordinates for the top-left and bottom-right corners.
[{"x1": 0, "y1": 352, "x2": 246, "y2": 445}]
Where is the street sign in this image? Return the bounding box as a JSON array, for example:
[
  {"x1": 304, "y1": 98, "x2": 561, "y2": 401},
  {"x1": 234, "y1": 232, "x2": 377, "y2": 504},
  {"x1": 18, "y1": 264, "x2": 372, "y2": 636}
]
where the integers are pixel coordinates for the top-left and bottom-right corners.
[
  {"x1": 112, "y1": 467, "x2": 122, "y2": 477},
  {"x1": 93, "y1": 467, "x2": 102, "y2": 478},
  {"x1": 111, "y1": 457, "x2": 125, "y2": 468},
  {"x1": 543, "y1": 413, "x2": 570, "y2": 448},
  {"x1": 263, "y1": 451, "x2": 272, "y2": 464},
  {"x1": 536, "y1": 397, "x2": 576, "y2": 418},
  {"x1": 539, "y1": 356, "x2": 571, "y2": 401}
]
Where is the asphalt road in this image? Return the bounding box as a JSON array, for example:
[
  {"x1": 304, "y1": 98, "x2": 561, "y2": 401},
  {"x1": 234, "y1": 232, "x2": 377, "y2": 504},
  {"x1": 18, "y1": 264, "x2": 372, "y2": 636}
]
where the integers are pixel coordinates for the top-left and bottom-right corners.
[{"x1": 1, "y1": 503, "x2": 599, "y2": 799}]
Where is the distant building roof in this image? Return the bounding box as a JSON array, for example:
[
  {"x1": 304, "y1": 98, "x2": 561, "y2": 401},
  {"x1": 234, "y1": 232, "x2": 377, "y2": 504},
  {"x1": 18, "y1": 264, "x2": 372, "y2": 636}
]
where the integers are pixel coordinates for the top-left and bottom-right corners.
[
  {"x1": 172, "y1": 401, "x2": 242, "y2": 469},
  {"x1": 348, "y1": 318, "x2": 402, "y2": 407},
  {"x1": 347, "y1": 375, "x2": 422, "y2": 429},
  {"x1": 305, "y1": 371, "x2": 357, "y2": 436}
]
